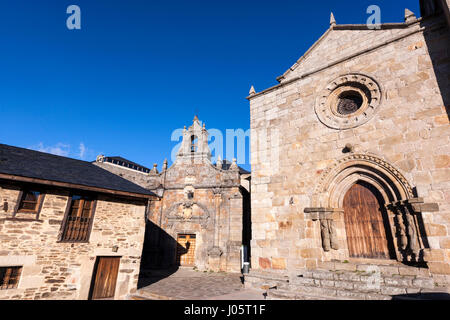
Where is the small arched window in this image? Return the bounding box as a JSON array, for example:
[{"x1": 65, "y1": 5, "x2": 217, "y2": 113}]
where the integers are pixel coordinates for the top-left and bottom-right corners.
[{"x1": 191, "y1": 135, "x2": 198, "y2": 153}]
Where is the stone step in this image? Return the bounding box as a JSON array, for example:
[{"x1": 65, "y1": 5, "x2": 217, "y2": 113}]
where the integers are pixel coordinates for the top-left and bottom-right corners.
[
  {"x1": 289, "y1": 267, "x2": 437, "y2": 298},
  {"x1": 129, "y1": 294, "x2": 151, "y2": 300},
  {"x1": 290, "y1": 281, "x2": 412, "y2": 296},
  {"x1": 266, "y1": 289, "x2": 298, "y2": 300},
  {"x1": 268, "y1": 286, "x2": 450, "y2": 301},
  {"x1": 317, "y1": 261, "x2": 431, "y2": 277},
  {"x1": 247, "y1": 273, "x2": 436, "y2": 297},
  {"x1": 244, "y1": 270, "x2": 290, "y2": 291},
  {"x1": 288, "y1": 281, "x2": 392, "y2": 299},
  {"x1": 244, "y1": 263, "x2": 446, "y2": 300},
  {"x1": 267, "y1": 286, "x2": 391, "y2": 300},
  {"x1": 294, "y1": 269, "x2": 435, "y2": 290},
  {"x1": 245, "y1": 270, "x2": 290, "y2": 282},
  {"x1": 267, "y1": 289, "x2": 341, "y2": 300},
  {"x1": 133, "y1": 290, "x2": 176, "y2": 300}
]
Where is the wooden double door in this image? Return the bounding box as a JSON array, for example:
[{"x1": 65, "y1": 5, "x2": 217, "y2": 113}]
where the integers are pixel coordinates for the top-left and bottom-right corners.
[
  {"x1": 176, "y1": 234, "x2": 196, "y2": 266},
  {"x1": 89, "y1": 257, "x2": 120, "y2": 300},
  {"x1": 343, "y1": 182, "x2": 396, "y2": 260}
]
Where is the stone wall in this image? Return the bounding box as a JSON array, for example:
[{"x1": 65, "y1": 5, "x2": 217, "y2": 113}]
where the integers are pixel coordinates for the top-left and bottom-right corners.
[
  {"x1": 96, "y1": 118, "x2": 246, "y2": 273},
  {"x1": 0, "y1": 184, "x2": 147, "y2": 300},
  {"x1": 139, "y1": 160, "x2": 244, "y2": 273},
  {"x1": 279, "y1": 25, "x2": 417, "y2": 83},
  {"x1": 249, "y1": 16, "x2": 450, "y2": 276},
  {"x1": 144, "y1": 184, "x2": 243, "y2": 273}
]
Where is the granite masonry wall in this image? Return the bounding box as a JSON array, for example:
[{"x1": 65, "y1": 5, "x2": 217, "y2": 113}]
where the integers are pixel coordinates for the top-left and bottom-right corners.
[
  {"x1": 97, "y1": 160, "x2": 245, "y2": 273},
  {"x1": 0, "y1": 184, "x2": 147, "y2": 300},
  {"x1": 95, "y1": 119, "x2": 247, "y2": 273},
  {"x1": 248, "y1": 14, "x2": 450, "y2": 281}
]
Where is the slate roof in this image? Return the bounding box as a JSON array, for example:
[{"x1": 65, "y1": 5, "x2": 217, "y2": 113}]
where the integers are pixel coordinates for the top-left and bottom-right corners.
[
  {"x1": 0, "y1": 143, "x2": 156, "y2": 197},
  {"x1": 99, "y1": 156, "x2": 151, "y2": 173}
]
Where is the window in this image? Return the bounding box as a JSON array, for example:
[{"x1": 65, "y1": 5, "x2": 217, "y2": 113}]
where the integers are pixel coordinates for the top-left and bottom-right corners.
[
  {"x1": 337, "y1": 90, "x2": 364, "y2": 115},
  {"x1": 314, "y1": 73, "x2": 382, "y2": 130},
  {"x1": 191, "y1": 135, "x2": 198, "y2": 153},
  {"x1": 0, "y1": 266, "x2": 22, "y2": 290},
  {"x1": 60, "y1": 195, "x2": 96, "y2": 242},
  {"x1": 17, "y1": 190, "x2": 43, "y2": 213}
]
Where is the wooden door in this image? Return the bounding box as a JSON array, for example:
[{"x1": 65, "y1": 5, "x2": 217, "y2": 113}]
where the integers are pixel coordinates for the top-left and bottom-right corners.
[
  {"x1": 90, "y1": 257, "x2": 120, "y2": 300},
  {"x1": 343, "y1": 182, "x2": 394, "y2": 259},
  {"x1": 176, "y1": 234, "x2": 196, "y2": 266}
]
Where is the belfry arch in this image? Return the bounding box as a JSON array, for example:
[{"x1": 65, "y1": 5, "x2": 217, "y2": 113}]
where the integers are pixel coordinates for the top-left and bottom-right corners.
[{"x1": 306, "y1": 154, "x2": 434, "y2": 265}]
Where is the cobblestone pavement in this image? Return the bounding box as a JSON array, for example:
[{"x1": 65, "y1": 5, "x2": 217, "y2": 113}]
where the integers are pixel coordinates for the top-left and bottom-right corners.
[{"x1": 133, "y1": 268, "x2": 266, "y2": 300}]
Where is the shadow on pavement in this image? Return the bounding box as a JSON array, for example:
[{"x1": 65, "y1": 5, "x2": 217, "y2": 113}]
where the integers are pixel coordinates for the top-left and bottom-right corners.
[
  {"x1": 392, "y1": 292, "x2": 450, "y2": 300},
  {"x1": 137, "y1": 220, "x2": 183, "y2": 289}
]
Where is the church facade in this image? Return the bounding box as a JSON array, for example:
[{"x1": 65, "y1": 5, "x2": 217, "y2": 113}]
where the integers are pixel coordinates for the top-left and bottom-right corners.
[
  {"x1": 0, "y1": 0, "x2": 449, "y2": 301},
  {"x1": 245, "y1": 1, "x2": 450, "y2": 297},
  {"x1": 95, "y1": 117, "x2": 251, "y2": 273},
  {"x1": 0, "y1": 144, "x2": 157, "y2": 300}
]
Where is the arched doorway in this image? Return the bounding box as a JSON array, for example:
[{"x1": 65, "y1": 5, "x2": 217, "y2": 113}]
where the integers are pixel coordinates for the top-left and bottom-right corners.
[
  {"x1": 310, "y1": 154, "x2": 431, "y2": 264},
  {"x1": 343, "y1": 181, "x2": 396, "y2": 259}
]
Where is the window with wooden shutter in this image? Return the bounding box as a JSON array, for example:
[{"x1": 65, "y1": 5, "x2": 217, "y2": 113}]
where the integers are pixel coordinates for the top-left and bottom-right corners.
[
  {"x1": 60, "y1": 195, "x2": 96, "y2": 242},
  {"x1": 0, "y1": 266, "x2": 22, "y2": 290},
  {"x1": 17, "y1": 190, "x2": 43, "y2": 213}
]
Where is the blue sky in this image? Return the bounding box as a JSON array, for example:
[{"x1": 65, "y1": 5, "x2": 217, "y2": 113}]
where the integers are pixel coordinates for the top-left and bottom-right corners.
[{"x1": 0, "y1": 0, "x2": 420, "y2": 171}]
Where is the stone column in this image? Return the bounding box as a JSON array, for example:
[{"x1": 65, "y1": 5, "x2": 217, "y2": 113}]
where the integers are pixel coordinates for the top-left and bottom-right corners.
[
  {"x1": 208, "y1": 189, "x2": 223, "y2": 271},
  {"x1": 403, "y1": 202, "x2": 421, "y2": 260},
  {"x1": 406, "y1": 198, "x2": 439, "y2": 263},
  {"x1": 304, "y1": 208, "x2": 339, "y2": 252},
  {"x1": 389, "y1": 198, "x2": 439, "y2": 263},
  {"x1": 225, "y1": 190, "x2": 244, "y2": 273},
  {"x1": 389, "y1": 203, "x2": 408, "y2": 261}
]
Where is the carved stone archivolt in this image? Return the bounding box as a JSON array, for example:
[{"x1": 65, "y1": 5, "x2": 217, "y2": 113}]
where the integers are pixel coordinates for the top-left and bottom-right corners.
[
  {"x1": 315, "y1": 73, "x2": 382, "y2": 130},
  {"x1": 313, "y1": 153, "x2": 414, "y2": 208},
  {"x1": 308, "y1": 153, "x2": 438, "y2": 264}
]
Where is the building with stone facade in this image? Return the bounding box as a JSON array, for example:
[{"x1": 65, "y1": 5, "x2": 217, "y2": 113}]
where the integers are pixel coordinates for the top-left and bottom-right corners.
[
  {"x1": 0, "y1": 143, "x2": 158, "y2": 300},
  {"x1": 95, "y1": 117, "x2": 251, "y2": 273},
  {"x1": 0, "y1": 116, "x2": 251, "y2": 300},
  {"x1": 245, "y1": 0, "x2": 450, "y2": 299},
  {"x1": 1, "y1": 0, "x2": 449, "y2": 301}
]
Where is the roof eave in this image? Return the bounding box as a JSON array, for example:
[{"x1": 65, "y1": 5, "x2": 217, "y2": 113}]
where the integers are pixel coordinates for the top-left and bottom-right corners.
[{"x1": 0, "y1": 173, "x2": 159, "y2": 200}]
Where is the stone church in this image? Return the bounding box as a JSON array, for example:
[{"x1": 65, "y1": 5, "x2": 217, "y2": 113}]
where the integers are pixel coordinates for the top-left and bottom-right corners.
[
  {"x1": 0, "y1": 0, "x2": 449, "y2": 301},
  {"x1": 245, "y1": 0, "x2": 450, "y2": 298},
  {"x1": 95, "y1": 117, "x2": 251, "y2": 273},
  {"x1": 0, "y1": 116, "x2": 251, "y2": 300}
]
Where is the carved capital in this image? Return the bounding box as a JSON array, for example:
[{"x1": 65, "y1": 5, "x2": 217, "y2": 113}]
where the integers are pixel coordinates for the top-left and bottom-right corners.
[
  {"x1": 304, "y1": 207, "x2": 342, "y2": 221},
  {"x1": 407, "y1": 198, "x2": 439, "y2": 213}
]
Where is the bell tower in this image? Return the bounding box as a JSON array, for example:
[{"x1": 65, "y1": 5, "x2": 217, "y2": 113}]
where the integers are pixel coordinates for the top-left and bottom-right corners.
[{"x1": 176, "y1": 116, "x2": 212, "y2": 164}]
